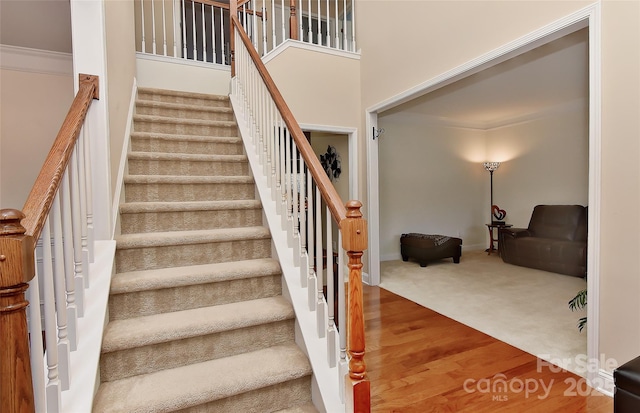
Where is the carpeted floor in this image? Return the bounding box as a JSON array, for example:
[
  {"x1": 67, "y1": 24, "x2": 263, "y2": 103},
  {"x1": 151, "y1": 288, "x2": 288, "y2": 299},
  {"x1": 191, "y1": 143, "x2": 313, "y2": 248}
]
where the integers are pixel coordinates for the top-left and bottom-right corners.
[{"x1": 379, "y1": 249, "x2": 588, "y2": 377}]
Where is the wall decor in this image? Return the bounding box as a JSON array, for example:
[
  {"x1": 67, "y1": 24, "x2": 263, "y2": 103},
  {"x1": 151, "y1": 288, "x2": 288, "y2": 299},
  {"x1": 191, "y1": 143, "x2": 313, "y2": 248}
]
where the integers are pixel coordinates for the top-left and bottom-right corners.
[{"x1": 320, "y1": 145, "x2": 341, "y2": 182}]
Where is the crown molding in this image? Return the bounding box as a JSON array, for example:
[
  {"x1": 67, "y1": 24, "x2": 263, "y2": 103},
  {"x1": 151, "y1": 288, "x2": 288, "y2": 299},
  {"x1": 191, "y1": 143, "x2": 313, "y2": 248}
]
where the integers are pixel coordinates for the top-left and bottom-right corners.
[{"x1": 0, "y1": 44, "x2": 72, "y2": 76}]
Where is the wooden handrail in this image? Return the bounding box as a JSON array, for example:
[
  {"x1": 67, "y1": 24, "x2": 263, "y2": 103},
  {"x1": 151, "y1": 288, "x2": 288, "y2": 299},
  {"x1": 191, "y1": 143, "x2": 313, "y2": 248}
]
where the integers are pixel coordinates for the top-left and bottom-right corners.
[
  {"x1": 21, "y1": 74, "x2": 99, "y2": 241},
  {"x1": 230, "y1": 14, "x2": 347, "y2": 225},
  {"x1": 0, "y1": 73, "x2": 99, "y2": 413},
  {"x1": 230, "y1": 8, "x2": 369, "y2": 411}
]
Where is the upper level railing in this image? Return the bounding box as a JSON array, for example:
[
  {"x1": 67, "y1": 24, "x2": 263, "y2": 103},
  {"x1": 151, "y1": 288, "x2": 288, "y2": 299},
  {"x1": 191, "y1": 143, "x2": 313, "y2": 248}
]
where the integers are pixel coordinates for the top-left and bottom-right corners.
[
  {"x1": 228, "y1": 0, "x2": 369, "y2": 410},
  {"x1": 0, "y1": 74, "x2": 99, "y2": 413},
  {"x1": 135, "y1": 0, "x2": 356, "y2": 63}
]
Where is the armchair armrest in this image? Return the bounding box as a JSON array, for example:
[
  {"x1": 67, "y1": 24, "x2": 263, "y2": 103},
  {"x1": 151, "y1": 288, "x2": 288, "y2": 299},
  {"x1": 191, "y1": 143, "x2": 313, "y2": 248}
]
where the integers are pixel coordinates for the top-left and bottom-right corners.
[{"x1": 500, "y1": 227, "x2": 531, "y2": 239}]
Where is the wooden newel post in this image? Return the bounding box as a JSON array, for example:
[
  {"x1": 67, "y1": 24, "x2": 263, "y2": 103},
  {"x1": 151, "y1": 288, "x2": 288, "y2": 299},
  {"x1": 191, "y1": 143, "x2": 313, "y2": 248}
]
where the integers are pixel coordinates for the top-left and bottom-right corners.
[
  {"x1": 0, "y1": 209, "x2": 36, "y2": 413},
  {"x1": 289, "y1": 0, "x2": 299, "y2": 41},
  {"x1": 341, "y1": 200, "x2": 370, "y2": 413}
]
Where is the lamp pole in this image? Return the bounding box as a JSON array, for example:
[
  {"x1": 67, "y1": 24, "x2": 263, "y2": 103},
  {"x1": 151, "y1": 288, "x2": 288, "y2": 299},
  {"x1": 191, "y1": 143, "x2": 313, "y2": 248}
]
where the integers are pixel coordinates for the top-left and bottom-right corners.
[{"x1": 483, "y1": 162, "x2": 500, "y2": 223}]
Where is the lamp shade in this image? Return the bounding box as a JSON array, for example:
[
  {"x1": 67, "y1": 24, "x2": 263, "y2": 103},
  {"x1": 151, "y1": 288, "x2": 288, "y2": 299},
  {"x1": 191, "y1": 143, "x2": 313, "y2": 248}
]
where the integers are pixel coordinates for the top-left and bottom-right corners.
[{"x1": 483, "y1": 162, "x2": 501, "y2": 172}]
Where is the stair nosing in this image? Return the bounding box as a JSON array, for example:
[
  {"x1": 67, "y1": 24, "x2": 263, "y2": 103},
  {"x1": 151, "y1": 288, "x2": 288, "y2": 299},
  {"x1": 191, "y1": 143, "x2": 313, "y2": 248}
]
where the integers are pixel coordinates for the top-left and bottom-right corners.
[
  {"x1": 93, "y1": 344, "x2": 311, "y2": 412},
  {"x1": 102, "y1": 296, "x2": 293, "y2": 352},
  {"x1": 130, "y1": 131, "x2": 241, "y2": 143},
  {"x1": 137, "y1": 87, "x2": 230, "y2": 101},
  {"x1": 135, "y1": 100, "x2": 233, "y2": 113},
  {"x1": 133, "y1": 114, "x2": 236, "y2": 127},
  {"x1": 115, "y1": 226, "x2": 270, "y2": 249},
  {"x1": 119, "y1": 200, "x2": 261, "y2": 214},
  {"x1": 127, "y1": 151, "x2": 247, "y2": 162},
  {"x1": 110, "y1": 258, "x2": 280, "y2": 294},
  {"x1": 123, "y1": 175, "x2": 254, "y2": 184}
]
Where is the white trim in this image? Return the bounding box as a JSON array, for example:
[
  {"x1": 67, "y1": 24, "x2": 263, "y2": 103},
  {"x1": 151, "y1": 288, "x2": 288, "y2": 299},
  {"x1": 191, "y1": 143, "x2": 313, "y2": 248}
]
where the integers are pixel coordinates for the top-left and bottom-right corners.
[
  {"x1": 397, "y1": 98, "x2": 587, "y2": 131},
  {"x1": 597, "y1": 369, "x2": 614, "y2": 397},
  {"x1": 111, "y1": 79, "x2": 138, "y2": 239},
  {"x1": 0, "y1": 44, "x2": 73, "y2": 76},
  {"x1": 136, "y1": 51, "x2": 232, "y2": 71},
  {"x1": 365, "y1": 2, "x2": 606, "y2": 395},
  {"x1": 262, "y1": 39, "x2": 360, "y2": 65},
  {"x1": 365, "y1": 111, "x2": 379, "y2": 286}
]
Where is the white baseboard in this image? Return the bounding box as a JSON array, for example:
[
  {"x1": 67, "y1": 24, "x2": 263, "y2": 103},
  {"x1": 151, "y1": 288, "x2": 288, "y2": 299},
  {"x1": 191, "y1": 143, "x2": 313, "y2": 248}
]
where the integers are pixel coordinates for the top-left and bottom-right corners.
[{"x1": 596, "y1": 369, "x2": 614, "y2": 397}]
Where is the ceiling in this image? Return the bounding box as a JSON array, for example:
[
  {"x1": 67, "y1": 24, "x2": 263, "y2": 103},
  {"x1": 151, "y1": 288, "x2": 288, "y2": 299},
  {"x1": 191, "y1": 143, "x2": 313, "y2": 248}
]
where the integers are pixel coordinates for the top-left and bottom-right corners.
[
  {"x1": 0, "y1": 1, "x2": 588, "y2": 130},
  {"x1": 381, "y1": 28, "x2": 589, "y2": 130}
]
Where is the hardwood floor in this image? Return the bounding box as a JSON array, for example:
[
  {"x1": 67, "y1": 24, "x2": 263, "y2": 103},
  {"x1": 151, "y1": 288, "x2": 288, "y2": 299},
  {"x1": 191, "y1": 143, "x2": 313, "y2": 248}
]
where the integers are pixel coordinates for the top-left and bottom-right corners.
[{"x1": 363, "y1": 285, "x2": 613, "y2": 412}]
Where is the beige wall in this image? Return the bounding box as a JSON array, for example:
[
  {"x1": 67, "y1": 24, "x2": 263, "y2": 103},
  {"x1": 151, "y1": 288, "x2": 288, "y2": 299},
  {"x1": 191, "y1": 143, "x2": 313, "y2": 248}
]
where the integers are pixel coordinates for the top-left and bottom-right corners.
[
  {"x1": 489, "y1": 103, "x2": 589, "y2": 228},
  {"x1": 105, "y1": 0, "x2": 137, "y2": 203},
  {"x1": 377, "y1": 113, "x2": 487, "y2": 257},
  {"x1": 265, "y1": 45, "x2": 360, "y2": 128},
  {"x1": 0, "y1": 69, "x2": 74, "y2": 209},
  {"x1": 357, "y1": 0, "x2": 640, "y2": 372}
]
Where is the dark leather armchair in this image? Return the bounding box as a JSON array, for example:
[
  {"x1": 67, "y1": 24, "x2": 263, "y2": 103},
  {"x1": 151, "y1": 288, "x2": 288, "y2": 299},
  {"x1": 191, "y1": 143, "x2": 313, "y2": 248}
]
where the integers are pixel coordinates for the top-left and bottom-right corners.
[
  {"x1": 499, "y1": 205, "x2": 587, "y2": 278},
  {"x1": 615, "y1": 356, "x2": 640, "y2": 412}
]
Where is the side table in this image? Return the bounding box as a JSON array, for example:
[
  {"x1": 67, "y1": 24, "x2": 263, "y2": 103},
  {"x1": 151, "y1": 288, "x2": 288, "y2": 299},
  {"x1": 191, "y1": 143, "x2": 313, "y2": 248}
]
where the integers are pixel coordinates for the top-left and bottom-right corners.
[{"x1": 486, "y1": 223, "x2": 512, "y2": 255}]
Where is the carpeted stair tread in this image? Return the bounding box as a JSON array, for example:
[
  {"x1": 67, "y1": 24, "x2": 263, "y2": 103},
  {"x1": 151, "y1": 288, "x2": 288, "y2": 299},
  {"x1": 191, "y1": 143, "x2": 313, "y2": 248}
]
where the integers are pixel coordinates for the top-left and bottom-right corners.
[
  {"x1": 127, "y1": 151, "x2": 247, "y2": 163},
  {"x1": 101, "y1": 296, "x2": 294, "y2": 352},
  {"x1": 92, "y1": 344, "x2": 312, "y2": 413},
  {"x1": 137, "y1": 87, "x2": 230, "y2": 102},
  {"x1": 134, "y1": 114, "x2": 237, "y2": 128},
  {"x1": 124, "y1": 174, "x2": 253, "y2": 184},
  {"x1": 135, "y1": 99, "x2": 234, "y2": 113},
  {"x1": 115, "y1": 226, "x2": 270, "y2": 249},
  {"x1": 274, "y1": 403, "x2": 319, "y2": 413},
  {"x1": 120, "y1": 199, "x2": 261, "y2": 214},
  {"x1": 110, "y1": 258, "x2": 281, "y2": 294},
  {"x1": 130, "y1": 131, "x2": 241, "y2": 144}
]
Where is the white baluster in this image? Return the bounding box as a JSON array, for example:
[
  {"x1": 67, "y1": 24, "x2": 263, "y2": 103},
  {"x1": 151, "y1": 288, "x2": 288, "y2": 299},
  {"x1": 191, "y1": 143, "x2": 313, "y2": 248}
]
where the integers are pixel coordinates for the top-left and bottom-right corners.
[
  {"x1": 151, "y1": 0, "x2": 156, "y2": 54},
  {"x1": 61, "y1": 170, "x2": 79, "y2": 347},
  {"x1": 140, "y1": 0, "x2": 146, "y2": 52},
  {"x1": 182, "y1": 0, "x2": 187, "y2": 58},
  {"x1": 42, "y1": 219, "x2": 62, "y2": 413},
  {"x1": 271, "y1": 0, "x2": 276, "y2": 51},
  {"x1": 338, "y1": 230, "x2": 348, "y2": 401},
  {"x1": 172, "y1": 0, "x2": 178, "y2": 56},
  {"x1": 211, "y1": 5, "x2": 217, "y2": 63},
  {"x1": 191, "y1": 0, "x2": 197, "y2": 59},
  {"x1": 77, "y1": 135, "x2": 90, "y2": 287},
  {"x1": 299, "y1": 155, "x2": 307, "y2": 286},
  {"x1": 51, "y1": 195, "x2": 71, "y2": 391},
  {"x1": 281, "y1": 0, "x2": 285, "y2": 45},
  {"x1": 316, "y1": 0, "x2": 320, "y2": 44},
  {"x1": 220, "y1": 7, "x2": 225, "y2": 64},
  {"x1": 82, "y1": 126, "x2": 94, "y2": 263},
  {"x1": 334, "y1": 0, "x2": 339, "y2": 48},
  {"x1": 262, "y1": 3, "x2": 267, "y2": 55},
  {"x1": 342, "y1": 0, "x2": 346, "y2": 49},
  {"x1": 162, "y1": 0, "x2": 167, "y2": 55},
  {"x1": 315, "y1": 185, "x2": 325, "y2": 337},
  {"x1": 203, "y1": 3, "x2": 208, "y2": 62},
  {"x1": 326, "y1": 0, "x2": 330, "y2": 46},
  {"x1": 307, "y1": 175, "x2": 316, "y2": 311},
  {"x1": 69, "y1": 148, "x2": 85, "y2": 309},
  {"x1": 326, "y1": 206, "x2": 337, "y2": 366},
  {"x1": 307, "y1": 0, "x2": 312, "y2": 43},
  {"x1": 350, "y1": 0, "x2": 355, "y2": 51},
  {"x1": 27, "y1": 266, "x2": 46, "y2": 413}
]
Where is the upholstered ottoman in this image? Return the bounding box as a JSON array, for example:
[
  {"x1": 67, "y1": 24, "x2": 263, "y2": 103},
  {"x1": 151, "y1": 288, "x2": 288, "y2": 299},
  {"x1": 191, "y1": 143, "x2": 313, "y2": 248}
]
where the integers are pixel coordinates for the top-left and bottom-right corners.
[
  {"x1": 400, "y1": 233, "x2": 462, "y2": 267},
  {"x1": 614, "y1": 355, "x2": 640, "y2": 412}
]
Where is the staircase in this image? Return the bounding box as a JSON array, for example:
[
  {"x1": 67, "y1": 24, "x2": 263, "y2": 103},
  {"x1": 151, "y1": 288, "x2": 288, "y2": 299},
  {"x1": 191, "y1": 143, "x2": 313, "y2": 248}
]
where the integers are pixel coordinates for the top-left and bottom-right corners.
[{"x1": 92, "y1": 88, "x2": 317, "y2": 412}]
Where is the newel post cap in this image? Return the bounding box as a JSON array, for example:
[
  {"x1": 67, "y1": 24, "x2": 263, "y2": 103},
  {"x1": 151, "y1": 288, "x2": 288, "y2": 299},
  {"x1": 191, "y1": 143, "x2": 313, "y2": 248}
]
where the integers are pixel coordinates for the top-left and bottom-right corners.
[
  {"x1": 0, "y1": 209, "x2": 35, "y2": 286},
  {"x1": 341, "y1": 201, "x2": 368, "y2": 252}
]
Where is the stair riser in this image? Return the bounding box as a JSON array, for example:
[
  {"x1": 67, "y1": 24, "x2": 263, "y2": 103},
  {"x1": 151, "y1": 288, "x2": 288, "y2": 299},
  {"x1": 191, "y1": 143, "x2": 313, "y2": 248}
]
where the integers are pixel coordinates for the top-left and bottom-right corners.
[
  {"x1": 131, "y1": 137, "x2": 243, "y2": 155},
  {"x1": 100, "y1": 319, "x2": 294, "y2": 381},
  {"x1": 127, "y1": 159, "x2": 249, "y2": 176},
  {"x1": 136, "y1": 105, "x2": 235, "y2": 122},
  {"x1": 134, "y1": 119, "x2": 238, "y2": 137},
  {"x1": 137, "y1": 92, "x2": 230, "y2": 108},
  {"x1": 124, "y1": 182, "x2": 255, "y2": 202},
  {"x1": 120, "y1": 208, "x2": 263, "y2": 233},
  {"x1": 177, "y1": 376, "x2": 312, "y2": 413},
  {"x1": 109, "y1": 274, "x2": 282, "y2": 319},
  {"x1": 116, "y1": 238, "x2": 272, "y2": 273}
]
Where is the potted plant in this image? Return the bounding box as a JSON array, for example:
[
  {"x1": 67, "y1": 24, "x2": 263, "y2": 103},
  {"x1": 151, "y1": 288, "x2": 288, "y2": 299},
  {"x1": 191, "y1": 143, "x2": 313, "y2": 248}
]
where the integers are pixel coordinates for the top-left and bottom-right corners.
[{"x1": 568, "y1": 289, "x2": 587, "y2": 332}]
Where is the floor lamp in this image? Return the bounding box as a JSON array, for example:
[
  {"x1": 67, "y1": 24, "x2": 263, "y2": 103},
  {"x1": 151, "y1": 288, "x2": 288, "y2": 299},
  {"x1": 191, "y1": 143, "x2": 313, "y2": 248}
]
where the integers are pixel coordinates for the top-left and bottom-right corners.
[{"x1": 483, "y1": 162, "x2": 501, "y2": 224}]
